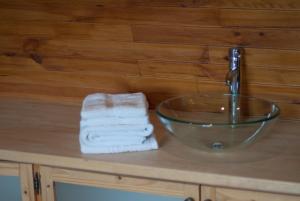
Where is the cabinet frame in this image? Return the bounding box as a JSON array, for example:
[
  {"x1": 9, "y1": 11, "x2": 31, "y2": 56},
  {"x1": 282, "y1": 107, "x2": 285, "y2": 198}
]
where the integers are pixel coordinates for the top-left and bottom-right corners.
[
  {"x1": 0, "y1": 161, "x2": 35, "y2": 201},
  {"x1": 1, "y1": 161, "x2": 299, "y2": 201},
  {"x1": 39, "y1": 165, "x2": 200, "y2": 201}
]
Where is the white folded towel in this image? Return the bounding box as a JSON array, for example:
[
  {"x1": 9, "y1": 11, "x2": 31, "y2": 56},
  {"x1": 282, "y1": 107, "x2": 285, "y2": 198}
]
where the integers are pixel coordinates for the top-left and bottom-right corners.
[
  {"x1": 80, "y1": 116, "x2": 150, "y2": 127},
  {"x1": 80, "y1": 134, "x2": 158, "y2": 154},
  {"x1": 81, "y1": 93, "x2": 148, "y2": 119},
  {"x1": 80, "y1": 133, "x2": 146, "y2": 146},
  {"x1": 80, "y1": 124, "x2": 154, "y2": 137},
  {"x1": 79, "y1": 92, "x2": 159, "y2": 154}
]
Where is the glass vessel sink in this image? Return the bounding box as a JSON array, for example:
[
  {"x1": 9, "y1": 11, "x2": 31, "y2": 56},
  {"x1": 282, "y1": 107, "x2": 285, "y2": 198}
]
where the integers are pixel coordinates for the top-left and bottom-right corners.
[{"x1": 156, "y1": 94, "x2": 280, "y2": 151}]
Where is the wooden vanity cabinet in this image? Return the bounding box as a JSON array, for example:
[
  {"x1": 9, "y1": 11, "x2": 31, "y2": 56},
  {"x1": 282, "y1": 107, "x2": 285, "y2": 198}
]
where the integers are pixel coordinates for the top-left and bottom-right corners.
[{"x1": 1, "y1": 161, "x2": 299, "y2": 201}]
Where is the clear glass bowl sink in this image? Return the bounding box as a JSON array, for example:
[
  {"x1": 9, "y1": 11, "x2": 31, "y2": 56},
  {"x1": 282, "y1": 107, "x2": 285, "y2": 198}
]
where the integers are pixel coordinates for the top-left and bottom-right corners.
[{"x1": 156, "y1": 94, "x2": 280, "y2": 151}]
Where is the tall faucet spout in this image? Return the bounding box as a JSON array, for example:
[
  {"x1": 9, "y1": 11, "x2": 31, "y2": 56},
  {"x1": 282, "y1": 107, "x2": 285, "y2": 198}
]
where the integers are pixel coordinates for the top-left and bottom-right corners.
[
  {"x1": 226, "y1": 47, "x2": 242, "y2": 124},
  {"x1": 226, "y1": 47, "x2": 241, "y2": 95}
]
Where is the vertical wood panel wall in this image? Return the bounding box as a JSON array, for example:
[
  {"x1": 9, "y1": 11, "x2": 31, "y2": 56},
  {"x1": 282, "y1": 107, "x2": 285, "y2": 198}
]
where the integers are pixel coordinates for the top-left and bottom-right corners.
[{"x1": 0, "y1": 0, "x2": 299, "y2": 119}]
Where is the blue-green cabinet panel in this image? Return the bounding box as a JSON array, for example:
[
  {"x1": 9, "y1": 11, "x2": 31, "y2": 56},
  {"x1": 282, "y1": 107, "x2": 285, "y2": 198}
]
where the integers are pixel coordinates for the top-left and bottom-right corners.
[
  {"x1": 0, "y1": 176, "x2": 22, "y2": 201},
  {"x1": 55, "y1": 182, "x2": 183, "y2": 201}
]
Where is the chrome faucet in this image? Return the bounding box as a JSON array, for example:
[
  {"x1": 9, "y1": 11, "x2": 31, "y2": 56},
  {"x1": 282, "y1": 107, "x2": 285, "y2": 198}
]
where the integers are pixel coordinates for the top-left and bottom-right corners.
[
  {"x1": 226, "y1": 47, "x2": 241, "y2": 94},
  {"x1": 226, "y1": 47, "x2": 242, "y2": 124}
]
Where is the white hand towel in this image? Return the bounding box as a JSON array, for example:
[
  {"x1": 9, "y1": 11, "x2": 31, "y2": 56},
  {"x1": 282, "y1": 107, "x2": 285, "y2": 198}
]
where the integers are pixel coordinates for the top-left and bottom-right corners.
[
  {"x1": 80, "y1": 124, "x2": 154, "y2": 137},
  {"x1": 80, "y1": 134, "x2": 158, "y2": 154},
  {"x1": 80, "y1": 133, "x2": 146, "y2": 146},
  {"x1": 81, "y1": 93, "x2": 148, "y2": 118},
  {"x1": 80, "y1": 116, "x2": 150, "y2": 127}
]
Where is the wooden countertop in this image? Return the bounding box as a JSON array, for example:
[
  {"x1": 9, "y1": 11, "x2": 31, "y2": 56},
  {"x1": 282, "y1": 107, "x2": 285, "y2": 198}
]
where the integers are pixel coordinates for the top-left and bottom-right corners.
[{"x1": 0, "y1": 97, "x2": 299, "y2": 195}]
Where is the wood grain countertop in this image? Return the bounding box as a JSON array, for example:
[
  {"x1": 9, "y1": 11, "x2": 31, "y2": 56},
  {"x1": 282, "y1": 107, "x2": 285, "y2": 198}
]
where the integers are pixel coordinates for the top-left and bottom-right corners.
[{"x1": 0, "y1": 97, "x2": 299, "y2": 195}]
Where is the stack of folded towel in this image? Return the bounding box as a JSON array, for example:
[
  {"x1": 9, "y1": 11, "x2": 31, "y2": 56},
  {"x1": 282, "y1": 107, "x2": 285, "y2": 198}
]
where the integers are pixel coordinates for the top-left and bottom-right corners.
[{"x1": 79, "y1": 92, "x2": 158, "y2": 154}]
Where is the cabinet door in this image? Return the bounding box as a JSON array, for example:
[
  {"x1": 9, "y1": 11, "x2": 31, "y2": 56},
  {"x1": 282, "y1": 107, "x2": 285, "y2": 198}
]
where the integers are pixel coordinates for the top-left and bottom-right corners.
[
  {"x1": 39, "y1": 166, "x2": 199, "y2": 201},
  {"x1": 0, "y1": 161, "x2": 35, "y2": 201},
  {"x1": 201, "y1": 186, "x2": 300, "y2": 201}
]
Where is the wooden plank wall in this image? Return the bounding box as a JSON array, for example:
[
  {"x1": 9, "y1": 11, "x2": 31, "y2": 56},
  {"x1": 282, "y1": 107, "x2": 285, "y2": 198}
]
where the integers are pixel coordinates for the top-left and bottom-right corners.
[{"x1": 0, "y1": 0, "x2": 300, "y2": 119}]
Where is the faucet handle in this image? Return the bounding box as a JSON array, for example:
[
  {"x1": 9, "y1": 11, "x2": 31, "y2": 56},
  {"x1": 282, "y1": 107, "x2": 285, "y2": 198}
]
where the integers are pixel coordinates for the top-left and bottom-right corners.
[
  {"x1": 229, "y1": 47, "x2": 241, "y2": 57},
  {"x1": 229, "y1": 47, "x2": 241, "y2": 71}
]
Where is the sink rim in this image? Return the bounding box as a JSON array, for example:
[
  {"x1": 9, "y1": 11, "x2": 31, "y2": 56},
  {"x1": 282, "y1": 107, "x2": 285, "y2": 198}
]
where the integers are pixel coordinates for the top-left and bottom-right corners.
[{"x1": 156, "y1": 93, "x2": 280, "y2": 127}]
